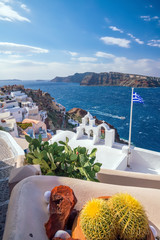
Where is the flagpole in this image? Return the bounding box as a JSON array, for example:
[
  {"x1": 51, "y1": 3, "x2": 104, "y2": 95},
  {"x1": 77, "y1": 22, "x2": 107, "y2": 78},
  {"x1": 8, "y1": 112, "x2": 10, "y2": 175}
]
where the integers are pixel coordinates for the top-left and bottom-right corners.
[{"x1": 127, "y1": 87, "x2": 134, "y2": 167}]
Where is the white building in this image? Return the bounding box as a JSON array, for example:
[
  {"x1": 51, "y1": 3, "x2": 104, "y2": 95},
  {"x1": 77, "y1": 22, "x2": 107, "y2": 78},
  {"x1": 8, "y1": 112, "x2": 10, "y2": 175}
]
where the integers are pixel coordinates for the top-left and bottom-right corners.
[
  {"x1": 0, "y1": 99, "x2": 23, "y2": 122},
  {"x1": 11, "y1": 91, "x2": 28, "y2": 102},
  {"x1": 0, "y1": 111, "x2": 18, "y2": 137},
  {"x1": 24, "y1": 105, "x2": 41, "y2": 121},
  {"x1": 3, "y1": 107, "x2": 23, "y2": 122},
  {"x1": 21, "y1": 102, "x2": 41, "y2": 121},
  {"x1": 2, "y1": 99, "x2": 18, "y2": 109},
  {"x1": 49, "y1": 112, "x2": 160, "y2": 175}
]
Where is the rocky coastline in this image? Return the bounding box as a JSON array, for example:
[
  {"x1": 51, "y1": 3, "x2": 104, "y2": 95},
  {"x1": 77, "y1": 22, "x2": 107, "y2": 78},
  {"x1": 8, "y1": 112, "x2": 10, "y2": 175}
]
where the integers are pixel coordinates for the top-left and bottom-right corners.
[
  {"x1": 0, "y1": 84, "x2": 68, "y2": 131},
  {"x1": 51, "y1": 72, "x2": 160, "y2": 88},
  {"x1": 1, "y1": 85, "x2": 127, "y2": 144}
]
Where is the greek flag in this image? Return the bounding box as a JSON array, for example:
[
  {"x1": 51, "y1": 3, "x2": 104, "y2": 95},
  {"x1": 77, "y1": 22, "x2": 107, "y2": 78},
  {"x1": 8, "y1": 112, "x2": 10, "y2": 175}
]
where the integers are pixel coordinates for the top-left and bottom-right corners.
[{"x1": 133, "y1": 92, "x2": 144, "y2": 103}]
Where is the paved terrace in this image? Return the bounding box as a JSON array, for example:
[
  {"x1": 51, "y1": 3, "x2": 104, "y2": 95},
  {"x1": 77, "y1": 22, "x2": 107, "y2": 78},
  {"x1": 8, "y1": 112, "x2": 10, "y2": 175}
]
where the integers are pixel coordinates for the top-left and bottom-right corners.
[{"x1": 0, "y1": 138, "x2": 15, "y2": 239}]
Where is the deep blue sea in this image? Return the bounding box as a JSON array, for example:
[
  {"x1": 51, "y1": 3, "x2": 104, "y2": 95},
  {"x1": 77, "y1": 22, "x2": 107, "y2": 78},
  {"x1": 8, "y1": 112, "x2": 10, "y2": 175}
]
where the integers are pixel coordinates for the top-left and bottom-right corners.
[{"x1": 0, "y1": 80, "x2": 160, "y2": 152}]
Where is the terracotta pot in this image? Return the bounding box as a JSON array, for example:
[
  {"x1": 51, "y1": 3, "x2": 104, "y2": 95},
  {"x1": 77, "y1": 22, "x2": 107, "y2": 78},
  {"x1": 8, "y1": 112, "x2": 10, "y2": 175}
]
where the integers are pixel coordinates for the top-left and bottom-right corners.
[{"x1": 72, "y1": 214, "x2": 86, "y2": 240}]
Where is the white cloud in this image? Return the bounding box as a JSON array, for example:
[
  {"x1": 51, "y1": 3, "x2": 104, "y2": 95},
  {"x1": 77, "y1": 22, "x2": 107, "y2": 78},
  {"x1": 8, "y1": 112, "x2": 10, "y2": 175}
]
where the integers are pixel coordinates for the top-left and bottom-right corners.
[
  {"x1": 140, "y1": 15, "x2": 159, "y2": 22},
  {"x1": 95, "y1": 51, "x2": 115, "y2": 59},
  {"x1": 20, "y1": 4, "x2": 30, "y2": 13},
  {"x1": 147, "y1": 40, "x2": 160, "y2": 47},
  {"x1": 0, "y1": 55, "x2": 160, "y2": 80},
  {"x1": 127, "y1": 33, "x2": 144, "y2": 44},
  {"x1": 127, "y1": 33, "x2": 135, "y2": 38},
  {"x1": 0, "y1": 42, "x2": 49, "y2": 54},
  {"x1": 140, "y1": 16, "x2": 151, "y2": 21},
  {"x1": 0, "y1": 1, "x2": 30, "y2": 22},
  {"x1": 152, "y1": 16, "x2": 159, "y2": 20},
  {"x1": 134, "y1": 38, "x2": 144, "y2": 44},
  {"x1": 74, "y1": 57, "x2": 97, "y2": 62},
  {"x1": 100, "y1": 36, "x2": 131, "y2": 48},
  {"x1": 109, "y1": 26, "x2": 123, "y2": 33},
  {"x1": 68, "y1": 51, "x2": 78, "y2": 56}
]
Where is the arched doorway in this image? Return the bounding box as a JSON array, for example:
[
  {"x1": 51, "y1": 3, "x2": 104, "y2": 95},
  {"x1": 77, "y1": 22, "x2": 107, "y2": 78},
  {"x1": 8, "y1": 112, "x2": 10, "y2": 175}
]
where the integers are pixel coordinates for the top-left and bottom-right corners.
[
  {"x1": 89, "y1": 129, "x2": 93, "y2": 139},
  {"x1": 100, "y1": 127, "x2": 105, "y2": 139},
  {"x1": 85, "y1": 117, "x2": 89, "y2": 125},
  {"x1": 82, "y1": 128, "x2": 87, "y2": 136}
]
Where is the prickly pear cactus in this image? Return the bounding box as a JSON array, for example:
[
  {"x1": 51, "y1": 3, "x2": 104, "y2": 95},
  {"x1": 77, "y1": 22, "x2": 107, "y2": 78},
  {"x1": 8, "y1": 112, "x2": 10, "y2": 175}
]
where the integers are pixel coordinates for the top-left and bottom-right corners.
[
  {"x1": 80, "y1": 198, "x2": 117, "y2": 240},
  {"x1": 107, "y1": 193, "x2": 149, "y2": 240}
]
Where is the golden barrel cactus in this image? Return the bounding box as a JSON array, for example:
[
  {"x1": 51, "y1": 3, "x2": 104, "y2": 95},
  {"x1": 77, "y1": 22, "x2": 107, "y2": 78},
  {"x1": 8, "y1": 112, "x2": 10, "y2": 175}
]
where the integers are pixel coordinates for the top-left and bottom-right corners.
[
  {"x1": 80, "y1": 198, "x2": 117, "y2": 240},
  {"x1": 107, "y1": 193, "x2": 149, "y2": 240}
]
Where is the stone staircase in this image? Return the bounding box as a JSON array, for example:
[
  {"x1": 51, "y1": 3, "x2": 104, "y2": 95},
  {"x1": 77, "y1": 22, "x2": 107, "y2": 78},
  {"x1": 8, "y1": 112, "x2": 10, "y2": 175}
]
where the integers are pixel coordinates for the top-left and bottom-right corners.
[{"x1": 0, "y1": 138, "x2": 16, "y2": 239}]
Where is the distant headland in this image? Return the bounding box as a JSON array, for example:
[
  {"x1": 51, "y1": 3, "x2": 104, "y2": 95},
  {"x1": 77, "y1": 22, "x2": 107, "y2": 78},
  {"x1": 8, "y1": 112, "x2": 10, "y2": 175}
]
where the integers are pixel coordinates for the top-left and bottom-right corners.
[{"x1": 51, "y1": 72, "x2": 160, "y2": 88}]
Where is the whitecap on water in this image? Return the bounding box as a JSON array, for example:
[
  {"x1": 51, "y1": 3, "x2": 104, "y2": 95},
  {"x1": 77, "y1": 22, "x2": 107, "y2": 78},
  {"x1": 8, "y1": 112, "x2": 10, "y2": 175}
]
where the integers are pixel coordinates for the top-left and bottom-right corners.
[{"x1": 93, "y1": 110, "x2": 126, "y2": 120}]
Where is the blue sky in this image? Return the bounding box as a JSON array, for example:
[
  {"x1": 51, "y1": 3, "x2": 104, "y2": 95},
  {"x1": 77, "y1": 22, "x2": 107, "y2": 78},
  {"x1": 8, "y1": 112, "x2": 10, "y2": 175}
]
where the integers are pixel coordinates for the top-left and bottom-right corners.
[{"x1": 0, "y1": 0, "x2": 160, "y2": 80}]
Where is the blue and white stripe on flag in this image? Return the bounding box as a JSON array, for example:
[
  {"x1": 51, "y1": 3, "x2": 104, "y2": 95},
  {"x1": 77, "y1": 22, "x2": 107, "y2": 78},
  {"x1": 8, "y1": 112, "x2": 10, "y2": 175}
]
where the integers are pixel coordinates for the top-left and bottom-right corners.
[{"x1": 133, "y1": 92, "x2": 144, "y2": 103}]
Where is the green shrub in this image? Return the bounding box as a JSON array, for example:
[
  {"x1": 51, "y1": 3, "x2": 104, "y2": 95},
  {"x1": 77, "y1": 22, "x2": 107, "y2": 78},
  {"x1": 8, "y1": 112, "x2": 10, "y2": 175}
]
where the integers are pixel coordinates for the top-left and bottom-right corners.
[
  {"x1": 0, "y1": 126, "x2": 6, "y2": 131},
  {"x1": 17, "y1": 122, "x2": 32, "y2": 130},
  {"x1": 25, "y1": 135, "x2": 101, "y2": 181}
]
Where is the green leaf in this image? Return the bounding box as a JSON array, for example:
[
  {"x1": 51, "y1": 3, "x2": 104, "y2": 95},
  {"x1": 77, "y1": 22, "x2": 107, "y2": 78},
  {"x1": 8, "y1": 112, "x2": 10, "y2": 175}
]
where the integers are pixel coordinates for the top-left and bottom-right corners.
[
  {"x1": 66, "y1": 137, "x2": 69, "y2": 144},
  {"x1": 84, "y1": 162, "x2": 91, "y2": 168},
  {"x1": 30, "y1": 139, "x2": 41, "y2": 150},
  {"x1": 61, "y1": 162, "x2": 65, "y2": 170},
  {"x1": 25, "y1": 135, "x2": 32, "y2": 143},
  {"x1": 41, "y1": 160, "x2": 50, "y2": 171},
  {"x1": 93, "y1": 163, "x2": 102, "y2": 172},
  {"x1": 41, "y1": 150, "x2": 47, "y2": 159},
  {"x1": 33, "y1": 158, "x2": 41, "y2": 165},
  {"x1": 56, "y1": 146, "x2": 65, "y2": 152},
  {"x1": 59, "y1": 140, "x2": 66, "y2": 145},
  {"x1": 79, "y1": 147, "x2": 86, "y2": 154},
  {"x1": 89, "y1": 157, "x2": 95, "y2": 164},
  {"x1": 51, "y1": 161, "x2": 57, "y2": 171},
  {"x1": 46, "y1": 171, "x2": 55, "y2": 176},
  {"x1": 33, "y1": 150, "x2": 41, "y2": 159},
  {"x1": 93, "y1": 165, "x2": 100, "y2": 172},
  {"x1": 52, "y1": 142, "x2": 58, "y2": 148},
  {"x1": 67, "y1": 166, "x2": 73, "y2": 173},
  {"x1": 94, "y1": 162, "x2": 102, "y2": 167},
  {"x1": 79, "y1": 154, "x2": 86, "y2": 166},
  {"x1": 38, "y1": 134, "x2": 42, "y2": 143},
  {"x1": 70, "y1": 154, "x2": 78, "y2": 161},
  {"x1": 44, "y1": 141, "x2": 49, "y2": 146},
  {"x1": 26, "y1": 153, "x2": 35, "y2": 160},
  {"x1": 89, "y1": 148, "x2": 97, "y2": 158}
]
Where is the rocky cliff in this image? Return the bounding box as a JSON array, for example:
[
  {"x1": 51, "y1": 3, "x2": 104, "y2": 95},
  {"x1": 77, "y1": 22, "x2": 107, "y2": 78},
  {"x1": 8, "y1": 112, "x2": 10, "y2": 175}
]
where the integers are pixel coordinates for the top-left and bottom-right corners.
[
  {"x1": 67, "y1": 108, "x2": 127, "y2": 144},
  {"x1": 80, "y1": 72, "x2": 160, "y2": 87},
  {"x1": 51, "y1": 72, "x2": 160, "y2": 87},
  {"x1": 51, "y1": 72, "x2": 93, "y2": 83}
]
